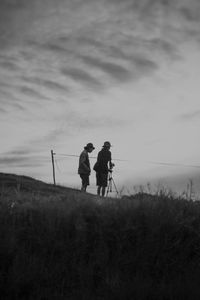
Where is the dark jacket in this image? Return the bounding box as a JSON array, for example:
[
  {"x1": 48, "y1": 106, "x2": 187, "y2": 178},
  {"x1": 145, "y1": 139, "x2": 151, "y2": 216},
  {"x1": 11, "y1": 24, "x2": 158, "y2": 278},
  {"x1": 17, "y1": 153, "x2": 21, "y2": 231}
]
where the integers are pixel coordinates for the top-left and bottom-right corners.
[
  {"x1": 78, "y1": 149, "x2": 91, "y2": 174},
  {"x1": 96, "y1": 148, "x2": 112, "y2": 174}
]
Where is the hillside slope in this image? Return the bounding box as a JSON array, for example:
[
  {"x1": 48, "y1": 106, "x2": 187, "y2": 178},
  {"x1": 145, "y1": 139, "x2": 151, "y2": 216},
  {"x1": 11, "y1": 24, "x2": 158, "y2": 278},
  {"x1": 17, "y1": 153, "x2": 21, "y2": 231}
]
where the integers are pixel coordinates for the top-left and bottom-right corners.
[
  {"x1": 1, "y1": 172, "x2": 200, "y2": 299},
  {"x1": 0, "y1": 172, "x2": 83, "y2": 196}
]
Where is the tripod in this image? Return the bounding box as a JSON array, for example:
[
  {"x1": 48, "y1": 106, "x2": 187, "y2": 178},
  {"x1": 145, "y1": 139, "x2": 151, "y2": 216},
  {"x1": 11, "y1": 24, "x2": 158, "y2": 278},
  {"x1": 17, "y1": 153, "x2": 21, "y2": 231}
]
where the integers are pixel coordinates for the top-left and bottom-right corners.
[{"x1": 106, "y1": 170, "x2": 119, "y2": 197}]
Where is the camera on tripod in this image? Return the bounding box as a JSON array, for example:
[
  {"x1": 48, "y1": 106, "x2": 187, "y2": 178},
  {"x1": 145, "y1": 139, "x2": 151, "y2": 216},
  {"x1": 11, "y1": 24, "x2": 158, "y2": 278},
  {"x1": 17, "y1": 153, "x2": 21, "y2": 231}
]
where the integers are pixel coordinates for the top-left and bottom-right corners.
[{"x1": 107, "y1": 162, "x2": 118, "y2": 196}]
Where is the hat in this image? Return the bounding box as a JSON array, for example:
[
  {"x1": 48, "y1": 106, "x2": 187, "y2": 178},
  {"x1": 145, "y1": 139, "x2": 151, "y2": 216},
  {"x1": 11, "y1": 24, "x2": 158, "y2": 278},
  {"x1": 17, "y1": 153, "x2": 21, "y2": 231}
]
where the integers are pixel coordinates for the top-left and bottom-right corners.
[
  {"x1": 85, "y1": 142, "x2": 95, "y2": 150},
  {"x1": 103, "y1": 141, "x2": 111, "y2": 148}
]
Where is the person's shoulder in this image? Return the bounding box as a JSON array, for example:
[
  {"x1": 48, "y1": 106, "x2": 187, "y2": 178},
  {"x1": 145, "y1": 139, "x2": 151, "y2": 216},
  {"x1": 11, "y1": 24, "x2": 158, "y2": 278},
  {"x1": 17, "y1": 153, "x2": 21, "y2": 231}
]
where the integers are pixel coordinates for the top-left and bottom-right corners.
[{"x1": 80, "y1": 149, "x2": 87, "y2": 156}]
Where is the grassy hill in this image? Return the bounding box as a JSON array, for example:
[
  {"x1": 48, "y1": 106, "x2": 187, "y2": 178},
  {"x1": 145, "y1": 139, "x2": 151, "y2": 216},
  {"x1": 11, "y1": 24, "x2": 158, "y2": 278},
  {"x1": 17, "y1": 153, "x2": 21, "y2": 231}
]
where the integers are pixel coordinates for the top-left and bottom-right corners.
[
  {"x1": 1, "y1": 172, "x2": 200, "y2": 300},
  {"x1": 0, "y1": 172, "x2": 81, "y2": 195}
]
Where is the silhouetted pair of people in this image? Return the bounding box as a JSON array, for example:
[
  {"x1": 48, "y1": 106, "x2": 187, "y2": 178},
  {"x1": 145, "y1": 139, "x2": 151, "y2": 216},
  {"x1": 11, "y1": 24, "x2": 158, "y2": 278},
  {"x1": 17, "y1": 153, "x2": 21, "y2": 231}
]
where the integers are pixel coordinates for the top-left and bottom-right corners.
[{"x1": 78, "y1": 141, "x2": 112, "y2": 196}]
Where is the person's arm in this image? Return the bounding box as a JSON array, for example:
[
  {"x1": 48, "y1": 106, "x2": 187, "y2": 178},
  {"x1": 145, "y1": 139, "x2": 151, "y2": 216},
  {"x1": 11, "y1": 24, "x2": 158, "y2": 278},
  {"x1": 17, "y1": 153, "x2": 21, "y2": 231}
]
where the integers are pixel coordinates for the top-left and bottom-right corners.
[
  {"x1": 80, "y1": 152, "x2": 90, "y2": 173},
  {"x1": 97, "y1": 152, "x2": 101, "y2": 163},
  {"x1": 109, "y1": 151, "x2": 112, "y2": 169},
  {"x1": 108, "y1": 151, "x2": 113, "y2": 171}
]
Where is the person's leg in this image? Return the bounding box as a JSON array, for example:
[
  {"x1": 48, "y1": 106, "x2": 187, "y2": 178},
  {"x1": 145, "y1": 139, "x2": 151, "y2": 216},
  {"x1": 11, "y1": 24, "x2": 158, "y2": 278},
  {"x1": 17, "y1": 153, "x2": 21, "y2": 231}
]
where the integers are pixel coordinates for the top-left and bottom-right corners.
[
  {"x1": 81, "y1": 183, "x2": 87, "y2": 192},
  {"x1": 96, "y1": 173, "x2": 102, "y2": 196},
  {"x1": 97, "y1": 186, "x2": 101, "y2": 195},
  {"x1": 102, "y1": 187, "x2": 106, "y2": 197},
  {"x1": 80, "y1": 175, "x2": 84, "y2": 191},
  {"x1": 80, "y1": 174, "x2": 88, "y2": 192},
  {"x1": 101, "y1": 173, "x2": 108, "y2": 197}
]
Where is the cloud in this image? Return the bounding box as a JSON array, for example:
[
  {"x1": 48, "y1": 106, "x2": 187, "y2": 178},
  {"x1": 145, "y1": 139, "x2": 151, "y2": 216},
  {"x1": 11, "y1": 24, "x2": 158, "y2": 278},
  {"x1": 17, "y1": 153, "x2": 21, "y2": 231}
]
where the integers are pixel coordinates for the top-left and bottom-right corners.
[
  {"x1": 61, "y1": 67, "x2": 103, "y2": 90},
  {"x1": 22, "y1": 76, "x2": 69, "y2": 93},
  {"x1": 0, "y1": 81, "x2": 12, "y2": 89},
  {"x1": 82, "y1": 56, "x2": 132, "y2": 81},
  {"x1": 0, "y1": 0, "x2": 198, "y2": 104},
  {"x1": 0, "y1": 155, "x2": 45, "y2": 168},
  {"x1": 131, "y1": 55, "x2": 158, "y2": 73},
  {"x1": 1, "y1": 0, "x2": 198, "y2": 96},
  {"x1": 0, "y1": 88, "x2": 25, "y2": 111},
  {"x1": 0, "y1": 107, "x2": 6, "y2": 113},
  {"x1": 107, "y1": 0, "x2": 200, "y2": 22},
  {"x1": 147, "y1": 38, "x2": 179, "y2": 59},
  {"x1": 27, "y1": 39, "x2": 71, "y2": 57},
  {"x1": 59, "y1": 111, "x2": 127, "y2": 133},
  {"x1": 36, "y1": 128, "x2": 65, "y2": 145},
  {"x1": 23, "y1": 34, "x2": 159, "y2": 92},
  {"x1": 0, "y1": 60, "x2": 19, "y2": 71},
  {"x1": 70, "y1": 116, "x2": 126, "y2": 130},
  {"x1": 0, "y1": 0, "x2": 26, "y2": 9},
  {"x1": 0, "y1": 145, "x2": 49, "y2": 169},
  {"x1": 27, "y1": 111, "x2": 127, "y2": 149},
  {"x1": 180, "y1": 4, "x2": 200, "y2": 22},
  {"x1": 19, "y1": 86, "x2": 50, "y2": 101},
  {"x1": 80, "y1": 54, "x2": 157, "y2": 82},
  {"x1": 179, "y1": 110, "x2": 200, "y2": 121},
  {"x1": 4, "y1": 148, "x2": 32, "y2": 156},
  {"x1": 42, "y1": 41, "x2": 71, "y2": 55}
]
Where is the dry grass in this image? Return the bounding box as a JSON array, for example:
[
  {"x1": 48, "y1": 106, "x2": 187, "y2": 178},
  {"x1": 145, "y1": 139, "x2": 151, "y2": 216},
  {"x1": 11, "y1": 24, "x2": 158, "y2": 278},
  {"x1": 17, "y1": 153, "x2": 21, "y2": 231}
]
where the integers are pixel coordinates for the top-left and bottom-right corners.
[{"x1": 1, "y1": 173, "x2": 200, "y2": 299}]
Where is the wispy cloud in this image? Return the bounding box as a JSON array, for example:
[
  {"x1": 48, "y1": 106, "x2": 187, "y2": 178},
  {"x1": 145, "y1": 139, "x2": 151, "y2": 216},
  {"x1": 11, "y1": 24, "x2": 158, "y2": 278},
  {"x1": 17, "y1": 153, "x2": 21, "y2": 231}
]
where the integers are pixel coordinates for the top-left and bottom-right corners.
[
  {"x1": 180, "y1": 5, "x2": 200, "y2": 22},
  {"x1": 0, "y1": 146, "x2": 49, "y2": 169},
  {"x1": 0, "y1": 107, "x2": 6, "y2": 113},
  {"x1": 66, "y1": 114, "x2": 127, "y2": 130},
  {"x1": 61, "y1": 67, "x2": 104, "y2": 90},
  {"x1": 4, "y1": 149, "x2": 32, "y2": 156},
  {"x1": 20, "y1": 111, "x2": 128, "y2": 150},
  {"x1": 0, "y1": 88, "x2": 25, "y2": 111},
  {"x1": 79, "y1": 56, "x2": 133, "y2": 82},
  {"x1": 180, "y1": 110, "x2": 200, "y2": 121},
  {"x1": 0, "y1": 158, "x2": 45, "y2": 169},
  {"x1": 0, "y1": 60, "x2": 19, "y2": 71},
  {"x1": 22, "y1": 76, "x2": 70, "y2": 93},
  {"x1": 1, "y1": 0, "x2": 199, "y2": 98},
  {"x1": 19, "y1": 86, "x2": 50, "y2": 101},
  {"x1": 0, "y1": 153, "x2": 46, "y2": 169}
]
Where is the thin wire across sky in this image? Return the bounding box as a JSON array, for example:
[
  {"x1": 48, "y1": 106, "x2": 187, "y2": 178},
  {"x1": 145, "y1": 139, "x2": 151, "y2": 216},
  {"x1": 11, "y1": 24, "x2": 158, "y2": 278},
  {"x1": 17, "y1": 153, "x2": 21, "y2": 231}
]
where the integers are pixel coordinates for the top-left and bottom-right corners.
[{"x1": 54, "y1": 152, "x2": 200, "y2": 169}]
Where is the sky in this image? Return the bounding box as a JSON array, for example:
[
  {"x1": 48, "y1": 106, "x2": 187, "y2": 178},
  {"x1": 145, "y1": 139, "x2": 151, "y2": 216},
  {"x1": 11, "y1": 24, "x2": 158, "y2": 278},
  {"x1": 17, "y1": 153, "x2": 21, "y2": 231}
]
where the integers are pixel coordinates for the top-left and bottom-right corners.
[{"x1": 0, "y1": 0, "x2": 200, "y2": 196}]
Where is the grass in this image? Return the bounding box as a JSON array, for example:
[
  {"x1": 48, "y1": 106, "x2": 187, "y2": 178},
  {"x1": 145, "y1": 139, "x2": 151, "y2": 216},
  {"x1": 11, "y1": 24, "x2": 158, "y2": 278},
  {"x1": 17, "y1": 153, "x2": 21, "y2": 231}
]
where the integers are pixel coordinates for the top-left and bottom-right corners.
[{"x1": 1, "y1": 172, "x2": 200, "y2": 299}]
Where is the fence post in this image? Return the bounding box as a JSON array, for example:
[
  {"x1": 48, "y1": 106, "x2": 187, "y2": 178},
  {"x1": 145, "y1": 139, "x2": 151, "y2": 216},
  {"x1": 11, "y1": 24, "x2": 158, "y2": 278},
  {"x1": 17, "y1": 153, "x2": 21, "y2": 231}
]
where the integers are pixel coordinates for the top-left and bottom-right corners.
[{"x1": 51, "y1": 150, "x2": 56, "y2": 185}]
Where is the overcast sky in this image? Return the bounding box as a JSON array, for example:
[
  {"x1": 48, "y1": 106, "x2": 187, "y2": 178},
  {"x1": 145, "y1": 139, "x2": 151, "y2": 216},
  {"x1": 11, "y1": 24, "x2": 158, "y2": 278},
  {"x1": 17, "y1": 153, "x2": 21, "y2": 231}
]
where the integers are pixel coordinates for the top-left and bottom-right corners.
[{"x1": 0, "y1": 0, "x2": 200, "y2": 195}]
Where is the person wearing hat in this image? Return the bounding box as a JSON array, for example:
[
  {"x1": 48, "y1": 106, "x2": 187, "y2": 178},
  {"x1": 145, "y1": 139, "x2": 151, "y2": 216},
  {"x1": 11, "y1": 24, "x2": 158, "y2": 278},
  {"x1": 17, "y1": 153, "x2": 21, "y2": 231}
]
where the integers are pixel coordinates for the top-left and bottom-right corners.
[
  {"x1": 94, "y1": 141, "x2": 113, "y2": 197},
  {"x1": 78, "y1": 142, "x2": 95, "y2": 192}
]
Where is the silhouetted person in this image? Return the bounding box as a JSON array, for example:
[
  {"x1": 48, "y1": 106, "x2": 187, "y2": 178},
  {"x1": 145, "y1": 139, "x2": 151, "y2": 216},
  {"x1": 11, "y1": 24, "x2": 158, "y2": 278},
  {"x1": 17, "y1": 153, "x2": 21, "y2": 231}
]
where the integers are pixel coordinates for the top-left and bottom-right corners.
[
  {"x1": 78, "y1": 143, "x2": 95, "y2": 192},
  {"x1": 94, "y1": 141, "x2": 112, "y2": 197}
]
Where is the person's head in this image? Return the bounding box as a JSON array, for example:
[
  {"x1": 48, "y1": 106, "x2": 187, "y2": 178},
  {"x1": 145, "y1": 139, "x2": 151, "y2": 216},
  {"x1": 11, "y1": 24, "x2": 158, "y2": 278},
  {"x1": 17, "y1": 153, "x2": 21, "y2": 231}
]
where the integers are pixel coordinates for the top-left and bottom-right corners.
[
  {"x1": 103, "y1": 141, "x2": 111, "y2": 150},
  {"x1": 84, "y1": 142, "x2": 95, "y2": 153}
]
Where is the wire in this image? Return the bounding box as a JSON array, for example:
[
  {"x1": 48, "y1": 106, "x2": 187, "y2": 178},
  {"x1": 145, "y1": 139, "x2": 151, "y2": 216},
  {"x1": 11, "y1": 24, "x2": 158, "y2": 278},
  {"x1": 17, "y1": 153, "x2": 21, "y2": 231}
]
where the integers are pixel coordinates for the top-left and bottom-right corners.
[
  {"x1": 54, "y1": 157, "x2": 62, "y2": 173},
  {"x1": 55, "y1": 153, "x2": 79, "y2": 158},
  {"x1": 55, "y1": 153, "x2": 129, "y2": 161},
  {"x1": 146, "y1": 161, "x2": 200, "y2": 169},
  {"x1": 54, "y1": 152, "x2": 200, "y2": 169}
]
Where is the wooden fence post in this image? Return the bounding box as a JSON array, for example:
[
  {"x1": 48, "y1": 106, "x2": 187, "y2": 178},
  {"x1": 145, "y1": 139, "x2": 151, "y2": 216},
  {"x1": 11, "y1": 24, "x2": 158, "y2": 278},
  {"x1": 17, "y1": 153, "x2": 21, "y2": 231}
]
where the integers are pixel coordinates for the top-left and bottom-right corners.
[{"x1": 51, "y1": 150, "x2": 56, "y2": 185}]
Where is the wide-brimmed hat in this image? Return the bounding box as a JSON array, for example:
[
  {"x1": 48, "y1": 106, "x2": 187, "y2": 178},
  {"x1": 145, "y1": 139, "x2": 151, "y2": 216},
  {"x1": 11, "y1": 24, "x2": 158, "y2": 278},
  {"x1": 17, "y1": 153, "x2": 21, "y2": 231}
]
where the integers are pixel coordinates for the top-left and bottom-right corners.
[
  {"x1": 85, "y1": 142, "x2": 95, "y2": 150},
  {"x1": 103, "y1": 141, "x2": 111, "y2": 148}
]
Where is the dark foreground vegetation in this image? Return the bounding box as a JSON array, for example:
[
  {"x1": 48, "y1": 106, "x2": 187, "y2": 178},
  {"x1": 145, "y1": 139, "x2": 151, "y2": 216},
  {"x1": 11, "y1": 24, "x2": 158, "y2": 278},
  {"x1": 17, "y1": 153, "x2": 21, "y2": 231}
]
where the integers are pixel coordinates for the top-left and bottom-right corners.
[{"x1": 1, "y1": 173, "x2": 200, "y2": 300}]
